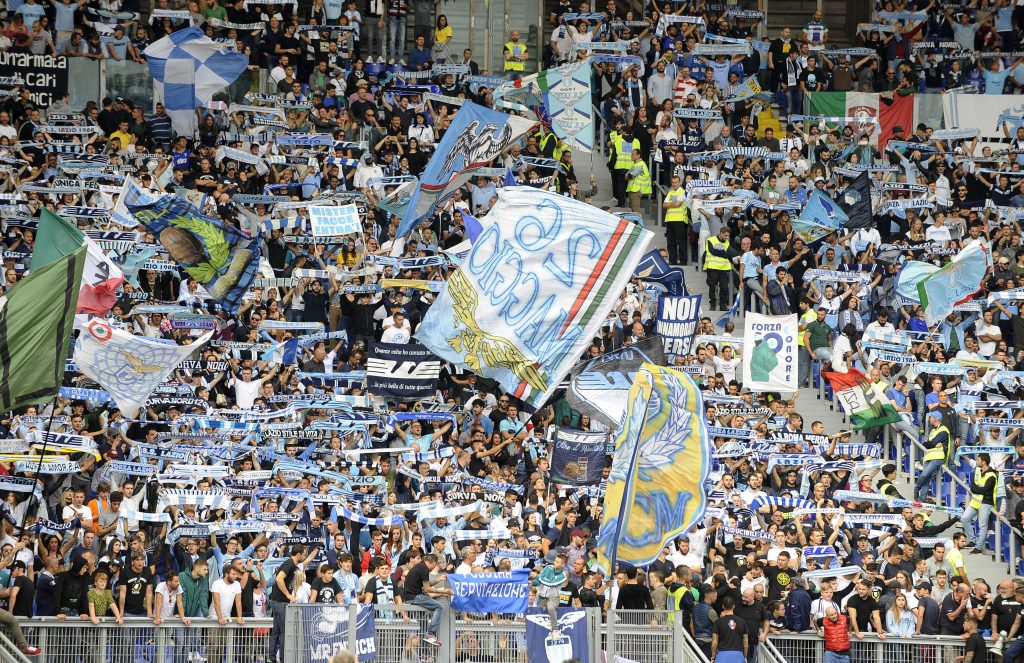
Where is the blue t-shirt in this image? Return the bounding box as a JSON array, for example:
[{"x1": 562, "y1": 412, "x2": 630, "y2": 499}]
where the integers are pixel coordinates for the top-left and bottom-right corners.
[
  {"x1": 15, "y1": 2, "x2": 44, "y2": 30},
  {"x1": 53, "y1": 1, "x2": 77, "y2": 32},
  {"x1": 103, "y1": 34, "x2": 131, "y2": 59},
  {"x1": 983, "y1": 68, "x2": 1010, "y2": 95}
]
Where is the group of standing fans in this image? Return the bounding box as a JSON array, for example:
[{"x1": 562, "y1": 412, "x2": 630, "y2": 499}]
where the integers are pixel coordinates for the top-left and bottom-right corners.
[{"x1": 1, "y1": 1, "x2": 1024, "y2": 663}]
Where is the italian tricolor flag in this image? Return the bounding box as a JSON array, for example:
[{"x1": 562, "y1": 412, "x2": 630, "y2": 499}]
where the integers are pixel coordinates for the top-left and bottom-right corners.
[
  {"x1": 824, "y1": 368, "x2": 900, "y2": 430},
  {"x1": 807, "y1": 92, "x2": 914, "y2": 149}
]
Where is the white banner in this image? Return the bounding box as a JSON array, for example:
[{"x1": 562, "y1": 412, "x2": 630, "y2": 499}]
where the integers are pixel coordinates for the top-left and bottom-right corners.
[
  {"x1": 741, "y1": 312, "x2": 798, "y2": 392},
  {"x1": 308, "y1": 204, "x2": 361, "y2": 236}
]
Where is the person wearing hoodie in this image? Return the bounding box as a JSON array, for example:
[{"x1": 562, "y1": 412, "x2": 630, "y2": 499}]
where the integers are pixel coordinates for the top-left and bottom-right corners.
[{"x1": 533, "y1": 552, "x2": 569, "y2": 636}]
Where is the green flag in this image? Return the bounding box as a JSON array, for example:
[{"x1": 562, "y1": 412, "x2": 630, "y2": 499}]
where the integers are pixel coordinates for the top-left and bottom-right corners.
[{"x1": 0, "y1": 211, "x2": 86, "y2": 412}]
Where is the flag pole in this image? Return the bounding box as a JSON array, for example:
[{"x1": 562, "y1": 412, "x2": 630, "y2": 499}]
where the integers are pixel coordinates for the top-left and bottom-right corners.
[{"x1": 16, "y1": 393, "x2": 62, "y2": 538}]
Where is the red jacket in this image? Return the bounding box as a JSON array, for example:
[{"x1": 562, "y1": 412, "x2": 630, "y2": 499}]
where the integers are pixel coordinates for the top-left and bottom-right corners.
[{"x1": 822, "y1": 615, "x2": 851, "y2": 653}]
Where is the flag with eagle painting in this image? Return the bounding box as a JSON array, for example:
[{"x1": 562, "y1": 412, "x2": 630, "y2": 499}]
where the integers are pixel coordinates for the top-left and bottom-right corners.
[
  {"x1": 525, "y1": 608, "x2": 589, "y2": 663},
  {"x1": 594, "y1": 363, "x2": 712, "y2": 571},
  {"x1": 837, "y1": 170, "x2": 874, "y2": 230},
  {"x1": 394, "y1": 101, "x2": 535, "y2": 239},
  {"x1": 73, "y1": 319, "x2": 214, "y2": 418},
  {"x1": 415, "y1": 187, "x2": 652, "y2": 409}
]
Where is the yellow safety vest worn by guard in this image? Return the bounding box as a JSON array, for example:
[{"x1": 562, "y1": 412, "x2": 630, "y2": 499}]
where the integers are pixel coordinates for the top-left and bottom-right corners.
[
  {"x1": 626, "y1": 161, "x2": 652, "y2": 194},
  {"x1": 704, "y1": 236, "x2": 731, "y2": 271},
  {"x1": 799, "y1": 309, "x2": 816, "y2": 346},
  {"x1": 664, "y1": 188, "x2": 689, "y2": 223},
  {"x1": 615, "y1": 137, "x2": 639, "y2": 170},
  {"x1": 923, "y1": 424, "x2": 952, "y2": 463},
  {"x1": 968, "y1": 467, "x2": 998, "y2": 509},
  {"x1": 504, "y1": 41, "x2": 526, "y2": 71}
]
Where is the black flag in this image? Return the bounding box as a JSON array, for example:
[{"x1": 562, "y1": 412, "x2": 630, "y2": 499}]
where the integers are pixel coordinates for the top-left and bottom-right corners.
[{"x1": 838, "y1": 170, "x2": 873, "y2": 230}]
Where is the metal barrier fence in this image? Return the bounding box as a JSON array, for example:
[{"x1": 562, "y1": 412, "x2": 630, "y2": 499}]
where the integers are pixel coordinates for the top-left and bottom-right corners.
[
  {"x1": 1, "y1": 610, "x2": 900, "y2": 663},
  {"x1": 769, "y1": 631, "x2": 973, "y2": 663},
  {"x1": 282, "y1": 605, "x2": 710, "y2": 663},
  {"x1": 8, "y1": 617, "x2": 272, "y2": 663}
]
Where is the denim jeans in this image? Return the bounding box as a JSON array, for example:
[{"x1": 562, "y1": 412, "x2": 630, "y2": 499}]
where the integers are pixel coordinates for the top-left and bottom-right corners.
[
  {"x1": 363, "y1": 17, "x2": 383, "y2": 58},
  {"x1": 961, "y1": 502, "x2": 993, "y2": 549},
  {"x1": 812, "y1": 346, "x2": 831, "y2": 362},
  {"x1": 914, "y1": 459, "x2": 945, "y2": 500},
  {"x1": 798, "y1": 346, "x2": 811, "y2": 386},
  {"x1": 411, "y1": 594, "x2": 444, "y2": 635},
  {"x1": 387, "y1": 16, "x2": 406, "y2": 60},
  {"x1": 823, "y1": 651, "x2": 850, "y2": 663},
  {"x1": 269, "y1": 599, "x2": 288, "y2": 662}
]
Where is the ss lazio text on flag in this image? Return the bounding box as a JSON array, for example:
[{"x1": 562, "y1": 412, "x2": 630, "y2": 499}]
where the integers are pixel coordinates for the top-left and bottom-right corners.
[{"x1": 414, "y1": 187, "x2": 652, "y2": 408}]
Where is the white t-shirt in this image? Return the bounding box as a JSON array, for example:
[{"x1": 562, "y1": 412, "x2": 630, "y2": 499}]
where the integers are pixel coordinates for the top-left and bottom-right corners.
[
  {"x1": 231, "y1": 377, "x2": 263, "y2": 409},
  {"x1": 831, "y1": 335, "x2": 852, "y2": 372},
  {"x1": 925, "y1": 224, "x2": 952, "y2": 243},
  {"x1": 976, "y1": 322, "x2": 1001, "y2": 357},
  {"x1": 209, "y1": 578, "x2": 242, "y2": 619},
  {"x1": 712, "y1": 355, "x2": 741, "y2": 383},
  {"x1": 155, "y1": 581, "x2": 183, "y2": 620},
  {"x1": 380, "y1": 326, "x2": 411, "y2": 344}
]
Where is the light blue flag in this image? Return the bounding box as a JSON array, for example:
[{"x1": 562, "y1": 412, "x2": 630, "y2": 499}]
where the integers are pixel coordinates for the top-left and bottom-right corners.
[
  {"x1": 415, "y1": 187, "x2": 652, "y2": 407},
  {"x1": 918, "y1": 241, "x2": 990, "y2": 326},
  {"x1": 395, "y1": 102, "x2": 535, "y2": 239},
  {"x1": 894, "y1": 260, "x2": 939, "y2": 303},
  {"x1": 791, "y1": 190, "x2": 848, "y2": 244},
  {"x1": 73, "y1": 319, "x2": 214, "y2": 418}
]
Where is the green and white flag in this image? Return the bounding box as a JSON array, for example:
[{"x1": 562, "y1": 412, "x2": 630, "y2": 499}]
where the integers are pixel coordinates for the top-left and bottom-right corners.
[{"x1": 0, "y1": 210, "x2": 86, "y2": 412}]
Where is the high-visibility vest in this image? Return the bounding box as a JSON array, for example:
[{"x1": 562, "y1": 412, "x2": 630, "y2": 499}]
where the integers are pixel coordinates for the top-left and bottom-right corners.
[
  {"x1": 537, "y1": 131, "x2": 557, "y2": 156},
  {"x1": 923, "y1": 425, "x2": 951, "y2": 463},
  {"x1": 504, "y1": 41, "x2": 526, "y2": 71},
  {"x1": 969, "y1": 467, "x2": 998, "y2": 508},
  {"x1": 614, "y1": 137, "x2": 639, "y2": 170},
  {"x1": 704, "y1": 236, "x2": 731, "y2": 271},
  {"x1": 799, "y1": 309, "x2": 816, "y2": 346},
  {"x1": 626, "y1": 161, "x2": 652, "y2": 194},
  {"x1": 665, "y1": 188, "x2": 689, "y2": 222}
]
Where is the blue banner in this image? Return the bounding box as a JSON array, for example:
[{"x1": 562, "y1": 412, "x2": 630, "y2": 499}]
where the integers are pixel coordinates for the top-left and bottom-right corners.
[
  {"x1": 633, "y1": 249, "x2": 686, "y2": 295},
  {"x1": 303, "y1": 604, "x2": 377, "y2": 662},
  {"x1": 525, "y1": 608, "x2": 589, "y2": 663},
  {"x1": 550, "y1": 428, "x2": 608, "y2": 485},
  {"x1": 656, "y1": 294, "x2": 701, "y2": 359},
  {"x1": 396, "y1": 101, "x2": 535, "y2": 238},
  {"x1": 449, "y1": 569, "x2": 530, "y2": 613}
]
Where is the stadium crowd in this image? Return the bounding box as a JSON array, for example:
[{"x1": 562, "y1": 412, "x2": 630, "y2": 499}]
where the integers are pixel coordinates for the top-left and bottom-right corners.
[{"x1": 1, "y1": 1, "x2": 1024, "y2": 663}]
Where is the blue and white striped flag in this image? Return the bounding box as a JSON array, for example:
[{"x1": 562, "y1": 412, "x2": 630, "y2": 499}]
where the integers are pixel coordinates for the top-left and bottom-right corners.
[{"x1": 144, "y1": 28, "x2": 248, "y2": 135}]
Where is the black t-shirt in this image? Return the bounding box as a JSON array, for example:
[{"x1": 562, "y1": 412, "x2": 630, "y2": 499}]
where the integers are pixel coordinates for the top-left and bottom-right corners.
[
  {"x1": 964, "y1": 631, "x2": 987, "y2": 662},
  {"x1": 615, "y1": 583, "x2": 653, "y2": 610},
  {"x1": 733, "y1": 600, "x2": 767, "y2": 640},
  {"x1": 559, "y1": 582, "x2": 581, "y2": 607},
  {"x1": 713, "y1": 614, "x2": 748, "y2": 652},
  {"x1": 845, "y1": 594, "x2": 879, "y2": 632},
  {"x1": 10, "y1": 576, "x2": 34, "y2": 618},
  {"x1": 121, "y1": 569, "x2": 153, "y2": 615},
  {"x1": 270, "y1": 559, "x2": 298, "y2": 603},
  {"x1": 992, "y1": 595, "x2": 1022, "y2": 633},
  {"x1": 766, "y1": 567, "x2": 793, "y2": 601},
  {"x1": 311, "y1": 577, "x2": 342, "y2": 603},
  {"x1": 404, "y1": 562, "x2": 431, "y2": 599}
]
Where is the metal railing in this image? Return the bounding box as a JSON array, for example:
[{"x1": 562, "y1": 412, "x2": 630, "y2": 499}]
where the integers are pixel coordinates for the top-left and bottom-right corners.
[
  {"x1": 281, "y1": 604, "x2": 709, "y2": 663},
  {"x1": 0, "y1": 629, "x2": 30, "y2": 663},
  {"x1": 769, "y1": 631, "x2": 973, "y2": 663},
  {"x1": 816, "y1": 367, "x2": 1020, "y2": 574},
  {"x1": 13, "y1": 616, "x2": 273, "y2": 663}
]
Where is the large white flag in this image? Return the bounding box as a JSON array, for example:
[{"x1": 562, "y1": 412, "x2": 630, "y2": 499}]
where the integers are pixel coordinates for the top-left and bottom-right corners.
[
  {"x1": 74, "y1": 319, "x2": 213, "y2": 417},
  {"x1": 741, "y1": 312, "x2": 798, "y2": 392}
]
